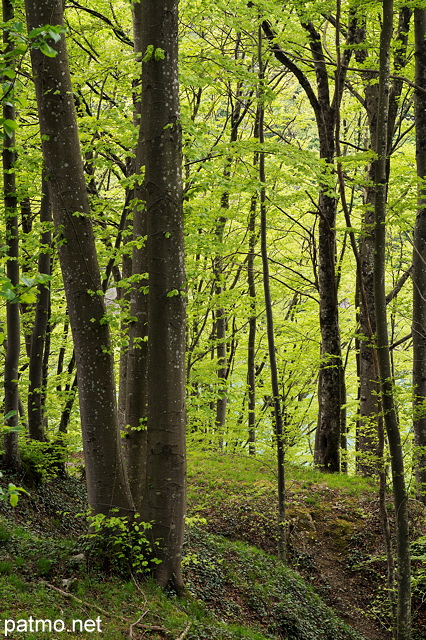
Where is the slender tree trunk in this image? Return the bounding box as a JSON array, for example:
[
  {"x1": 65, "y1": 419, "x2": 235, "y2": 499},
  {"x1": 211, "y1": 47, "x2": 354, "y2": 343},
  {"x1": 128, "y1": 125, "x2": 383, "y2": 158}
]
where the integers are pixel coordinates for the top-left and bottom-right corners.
[
  {"x1": 141, "y1": 0, "x2": 186, "y2": 591},
  {"x1": 247, "y1": 187, "x2": 257, "y2": 456},
  {"x1": 28, "y1": 172, "x2": 51, "y2": 442},
  {"x1": 25, "y1": 0, "x2": 134, "y2": 518},
  {"x1": 122, "y1": 0, "x2": 148, "y2": 513},
  {"x1": 374, "y1": 2, "x2": 411, "y2": 637},
  {"x1": 258, "y1": 28, "x2": 285, "y2": 559},
  {"x1": 2, "y1": 0, "x2": 20, "y2": 470},
  {"x1": 355, "y1": 8, "x2": 411, "y2": 476},
  {"x1": 413, "y1": 7, "x2": 426, "y2": 505},
  {"x1": 124, "y1": 180, "x2": 148, "y2": 513},
  {"x1": 315, "y1": 187, "x2": 342, "y2": 472},
  {"x1": 117, "y1": 213, "x2": 132, "y2": 434},
  {"x1": 260, "y1": 17, "x2": 345, "y2": 471}
]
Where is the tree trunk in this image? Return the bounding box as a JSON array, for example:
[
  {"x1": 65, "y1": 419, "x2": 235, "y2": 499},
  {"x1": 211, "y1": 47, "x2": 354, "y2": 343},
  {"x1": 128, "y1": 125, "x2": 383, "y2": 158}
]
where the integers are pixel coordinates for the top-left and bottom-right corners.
[
  {"x1": 25, "y1": 0, "x2": 134, "y2": 518},
  {"x1": 28, "y1": 172, "x2": 51, "y2": 442},
  {"x1": 258, "y1": 28, "x2": 285, "y2": 559},
  {"x1": 260, "y1": 16, "x2": 361, "y2": 472},
  {"x1": 355, "y1": 8, "x2": 411, "y2": 477},
  {"x1": 141, "y1": 0, "x2": 186, "y2": 591},
  {"x1": 247, "y1": 188, "x2": 257, "y2": 456},
  {"x1": 358, "y1": 167, "x2": 380, "y2": 476},
  {"x1": 374, "y1": 2, "x2": 411, "y2": 637},
  {"x1": 122, "y1": 0, "x2": 148, "y2": 514},
  {"x1": 413, "y1": 6, "x2": 426, "y2": 505},
  {"x1": 2, "y1": 0, "x2": 20, "y2": 470}
]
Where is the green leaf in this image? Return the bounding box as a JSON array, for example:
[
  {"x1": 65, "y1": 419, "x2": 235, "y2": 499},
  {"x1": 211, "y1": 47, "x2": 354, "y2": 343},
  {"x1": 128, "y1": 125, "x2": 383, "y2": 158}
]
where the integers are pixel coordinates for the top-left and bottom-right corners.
[
  {"x1": 154, "y1": 47, "x2": 165, "y2": 61},
  {"x1": 3, "y1": 118, "x2": 18, "y2": 138},
  {"x1": 48, "y1": 30, "x2": 62, "y2": 43},
  {"x1": 142, "y1": 45, "x2": 154, "y2": 62},
  {"x1": 20, "y1": 290, "x2": 37, "y2": 304},
  {"x1": 2, "y1": 69, "x2": 15, "y2": 80},
  {"x1": 39, "y1": 43, "x2": 57, "y2": 58},
  {"x1": 9, "y1": 493, "x2": 18, "y2": 507}
]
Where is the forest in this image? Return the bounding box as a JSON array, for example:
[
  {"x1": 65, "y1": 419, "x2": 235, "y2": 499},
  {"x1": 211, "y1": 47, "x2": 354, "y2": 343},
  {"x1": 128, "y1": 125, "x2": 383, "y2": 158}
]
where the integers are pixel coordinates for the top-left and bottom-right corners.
[{"x1": 0, "y1": 0, "x2": 426, "y2": 639}]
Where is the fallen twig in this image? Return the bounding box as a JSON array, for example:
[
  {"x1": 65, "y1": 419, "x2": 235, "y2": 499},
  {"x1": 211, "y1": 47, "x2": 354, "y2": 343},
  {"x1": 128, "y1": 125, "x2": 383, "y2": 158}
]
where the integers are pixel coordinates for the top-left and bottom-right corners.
[
  {"x1": 129, "y1": 611, "x2": 148, "y2": 639},
  {"x1": 175, "y1": 621, "x2": 191, "y2": 640}
]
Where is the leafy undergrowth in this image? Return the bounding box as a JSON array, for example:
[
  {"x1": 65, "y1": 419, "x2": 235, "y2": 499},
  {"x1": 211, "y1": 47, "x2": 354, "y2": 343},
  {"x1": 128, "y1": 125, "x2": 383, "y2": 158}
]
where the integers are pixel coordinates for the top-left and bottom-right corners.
[{"x1": 0, "y1": 453, "x2": 424, "y2": 640}]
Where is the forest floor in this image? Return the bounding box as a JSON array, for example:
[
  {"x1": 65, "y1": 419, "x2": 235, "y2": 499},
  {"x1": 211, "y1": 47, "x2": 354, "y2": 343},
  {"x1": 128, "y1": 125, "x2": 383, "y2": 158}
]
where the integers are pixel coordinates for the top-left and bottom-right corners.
[{"x1": 0, "y1": 451, "x2": 425, "y2": 640}]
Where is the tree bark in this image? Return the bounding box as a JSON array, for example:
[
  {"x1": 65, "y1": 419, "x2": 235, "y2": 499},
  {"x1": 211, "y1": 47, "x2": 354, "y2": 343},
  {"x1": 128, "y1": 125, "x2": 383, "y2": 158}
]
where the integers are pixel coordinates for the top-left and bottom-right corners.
[
  {"x1": 258, "y1": 28, "x2": 285, "y2": 559},
  {"x1": 141, "y1": 0, "x2": 186, "y2": 591},
  {"x1": 28, "y1": 172, "x2": 51, "y2": 442},
  {"x1": 122, "y1": 0, "x2": 148, "y2": 514},
  {"x1": 413, "y1": 6, "x2": 426, "y2": 505},
  {"x1": 2, "y1": 0, "x2": 20, "y2": 470},
  {"x1": 247, "y1": 186, "x2": 257, "y2": 456},
  {"x1": 25, "y1": 0, "x2": 134, "y2": 518},
  {"x1": 374, "y1": 2, "x2": 411, "y2": 637},
  {"x1": 355, "y1": 8, "x2": 411, "y2": 477}
]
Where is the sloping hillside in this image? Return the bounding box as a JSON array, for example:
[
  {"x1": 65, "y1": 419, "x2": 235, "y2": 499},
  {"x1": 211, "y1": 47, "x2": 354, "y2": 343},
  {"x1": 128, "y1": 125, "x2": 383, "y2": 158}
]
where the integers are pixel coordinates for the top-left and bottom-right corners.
[
  {"x1": 0, "y1": 452, "x2": 424, "y2": 639},
  {"x1": 187, "y1": 452, "x2": 426, "y2": 640}
]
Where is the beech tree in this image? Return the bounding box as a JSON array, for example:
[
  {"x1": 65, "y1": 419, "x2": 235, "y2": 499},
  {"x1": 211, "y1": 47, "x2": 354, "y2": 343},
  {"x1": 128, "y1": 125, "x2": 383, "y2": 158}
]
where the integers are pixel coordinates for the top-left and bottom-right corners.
[
  {"x1": 0, "y1": 3, "x2": 420, "y2": 618},
  {"x1": 261, "y1": 8, "x2": 361, "y2": 471},
  {"x1": 413, "y1": 6, "x2": 426, "y2": 505},
  {"x1": 373, "y1": 1, "x2": 411, "y2": 636},
  {"x1": 140, "y1": 0, "x2": 187, "y2": 591},
  {"x1": 24, "y1": 0, "x2": 135, "y2": 518},
  {"x1": 2, "y1": 0, "x2": 20, "y2": 470}
]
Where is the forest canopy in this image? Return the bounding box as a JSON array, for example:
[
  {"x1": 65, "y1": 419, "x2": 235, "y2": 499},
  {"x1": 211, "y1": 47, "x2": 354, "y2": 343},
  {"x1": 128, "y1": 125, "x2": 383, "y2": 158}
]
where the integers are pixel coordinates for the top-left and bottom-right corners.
[{"x1": 0, "y1": 0, "x2": 425, "y2": 638}]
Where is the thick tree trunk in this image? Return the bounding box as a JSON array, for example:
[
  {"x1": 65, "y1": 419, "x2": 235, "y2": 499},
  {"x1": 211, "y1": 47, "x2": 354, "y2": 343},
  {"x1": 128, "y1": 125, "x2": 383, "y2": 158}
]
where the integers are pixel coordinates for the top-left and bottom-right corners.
[
  {"x1": 141, "y1": 0, "x2": 186, "y2": 591},
  {"x1": 413, "y1": 7, "x2": 426, "y2": 505},
  {"x1": 374, "y1": 2, "x2": 411, "y2": 637},
  {"x1": 25, "y1": 0, "x2": 134, "y2": 518},
  {"x1": 2, "y1": 0, "x2": 20, "y2": 470}
]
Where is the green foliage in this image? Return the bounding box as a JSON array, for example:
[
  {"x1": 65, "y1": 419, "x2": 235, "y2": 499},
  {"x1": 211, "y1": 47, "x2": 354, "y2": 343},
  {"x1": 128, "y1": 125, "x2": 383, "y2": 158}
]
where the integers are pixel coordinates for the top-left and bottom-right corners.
[
  {"x1": 36, "y1": 556, "x2": 53, "y2": 577},
  {"x1": 142, "y1": 45, "x2": 165, "y2": 62},
  {"x1": 83, "y1": 512, "x2": 159, "y2": 576},
  {"x1": 411, "y1": 535, "x2": 426, "y2": 600},
  {"x1": 27, "y1": 25, "x2": 65, "y2": 57},
  {"x1": 19, "y1": 440, "x2": 66, "y2": 484},
  {"x1": 0, "y1": 472, "x2": 26, "y2": 506}
]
